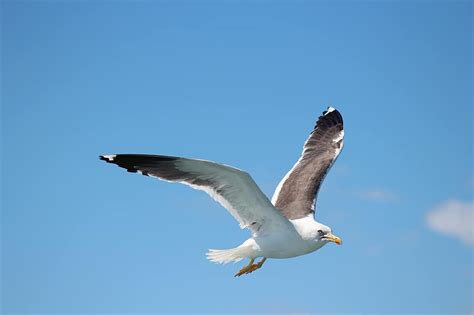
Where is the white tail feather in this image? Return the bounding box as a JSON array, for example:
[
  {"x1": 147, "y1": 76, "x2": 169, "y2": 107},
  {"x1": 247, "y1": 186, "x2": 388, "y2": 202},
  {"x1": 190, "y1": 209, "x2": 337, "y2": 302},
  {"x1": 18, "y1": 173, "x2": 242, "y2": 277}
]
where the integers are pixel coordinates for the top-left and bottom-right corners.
[{"x1": 206, "y1": 247, "x2": 248, "y2": 264}]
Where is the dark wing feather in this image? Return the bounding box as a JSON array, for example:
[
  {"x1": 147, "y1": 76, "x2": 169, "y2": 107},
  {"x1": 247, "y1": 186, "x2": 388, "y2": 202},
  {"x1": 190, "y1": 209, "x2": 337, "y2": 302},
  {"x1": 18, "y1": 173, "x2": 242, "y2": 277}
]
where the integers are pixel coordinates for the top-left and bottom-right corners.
[{"x1": 271, "y1": 107, "x2": 344, "y2": 220}]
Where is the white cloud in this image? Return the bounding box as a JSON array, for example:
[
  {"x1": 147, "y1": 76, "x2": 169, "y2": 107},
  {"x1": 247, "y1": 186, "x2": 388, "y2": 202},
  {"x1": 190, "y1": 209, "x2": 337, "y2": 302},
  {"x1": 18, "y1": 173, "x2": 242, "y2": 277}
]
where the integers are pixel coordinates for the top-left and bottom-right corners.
[
  {"x1": 426, "y1": 200, "x2": 474, "y2": 245},
  {"x1": 357, "y1": 189, "x2": 398, "y2": 202}
]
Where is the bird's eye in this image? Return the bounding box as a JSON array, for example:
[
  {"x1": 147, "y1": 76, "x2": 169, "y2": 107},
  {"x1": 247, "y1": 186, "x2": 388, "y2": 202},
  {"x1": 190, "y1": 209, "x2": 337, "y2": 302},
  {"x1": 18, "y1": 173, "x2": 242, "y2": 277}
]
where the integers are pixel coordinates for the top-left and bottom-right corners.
[{"x1": 318, "y1": 230, "x2": 324, "y2": 235}]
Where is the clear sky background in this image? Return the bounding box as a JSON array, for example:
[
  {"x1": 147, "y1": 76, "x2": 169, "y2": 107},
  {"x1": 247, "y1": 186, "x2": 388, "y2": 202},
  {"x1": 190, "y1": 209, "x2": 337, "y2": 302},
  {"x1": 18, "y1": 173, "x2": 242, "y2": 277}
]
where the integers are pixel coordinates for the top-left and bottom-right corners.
[{"x1": 2, "y1": 1, "x2": 473, "y2": 314}]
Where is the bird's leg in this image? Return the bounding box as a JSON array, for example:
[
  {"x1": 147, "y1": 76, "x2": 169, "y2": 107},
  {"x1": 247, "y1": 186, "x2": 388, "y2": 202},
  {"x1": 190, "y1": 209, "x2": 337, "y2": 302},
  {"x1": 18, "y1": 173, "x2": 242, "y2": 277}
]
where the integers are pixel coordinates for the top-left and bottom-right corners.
[
  {"x1": 234, "y1": 258, "x2": 255, "y2": 277},
  {"x1": 234, "y1": 257, "x2": 267, "y2": 277},
  {"x1": 245, "y1": 257, "x2": 267, "y2": 274}
]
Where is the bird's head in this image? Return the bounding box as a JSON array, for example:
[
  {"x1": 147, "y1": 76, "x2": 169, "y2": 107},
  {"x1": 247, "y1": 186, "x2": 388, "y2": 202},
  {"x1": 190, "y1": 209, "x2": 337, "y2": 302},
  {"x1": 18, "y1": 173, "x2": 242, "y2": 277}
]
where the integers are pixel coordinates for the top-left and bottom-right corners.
[{"x1": 316, "y1": 224, "x2": 342, "y2": 245}]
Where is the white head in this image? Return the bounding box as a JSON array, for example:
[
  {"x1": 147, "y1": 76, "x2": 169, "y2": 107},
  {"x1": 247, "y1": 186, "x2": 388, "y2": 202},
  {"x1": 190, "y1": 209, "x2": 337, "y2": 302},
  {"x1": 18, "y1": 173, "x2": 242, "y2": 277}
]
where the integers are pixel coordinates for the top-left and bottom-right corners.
[
  {"x1": 315, "y1": 222, "x2": 342, "y2": 245},
  {"x1": 291, "y1": 215, "x2": 342, "y2": 245}
]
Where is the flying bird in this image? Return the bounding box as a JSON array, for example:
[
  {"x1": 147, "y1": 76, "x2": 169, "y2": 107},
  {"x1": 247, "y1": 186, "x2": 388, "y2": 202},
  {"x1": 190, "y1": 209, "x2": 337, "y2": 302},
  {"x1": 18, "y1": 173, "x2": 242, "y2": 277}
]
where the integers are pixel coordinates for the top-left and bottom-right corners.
[{"x1": 100, "y1": 107, "x2": 344, "y2": 277}]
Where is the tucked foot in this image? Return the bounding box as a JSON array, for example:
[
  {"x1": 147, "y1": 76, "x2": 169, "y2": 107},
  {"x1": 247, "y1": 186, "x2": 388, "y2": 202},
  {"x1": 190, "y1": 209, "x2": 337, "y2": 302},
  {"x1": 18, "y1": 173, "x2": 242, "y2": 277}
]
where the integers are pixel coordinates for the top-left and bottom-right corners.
[{"x1": 234, "y1": 257, "x2": 267, "y2": 277}]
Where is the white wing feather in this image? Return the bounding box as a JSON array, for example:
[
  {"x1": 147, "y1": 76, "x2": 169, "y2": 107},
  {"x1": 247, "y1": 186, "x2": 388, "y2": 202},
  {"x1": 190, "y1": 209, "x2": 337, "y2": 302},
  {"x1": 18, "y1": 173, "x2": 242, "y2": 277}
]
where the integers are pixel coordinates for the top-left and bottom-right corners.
[{"x1": 100, "y1": 154, "x2": 291, "y2": 235}]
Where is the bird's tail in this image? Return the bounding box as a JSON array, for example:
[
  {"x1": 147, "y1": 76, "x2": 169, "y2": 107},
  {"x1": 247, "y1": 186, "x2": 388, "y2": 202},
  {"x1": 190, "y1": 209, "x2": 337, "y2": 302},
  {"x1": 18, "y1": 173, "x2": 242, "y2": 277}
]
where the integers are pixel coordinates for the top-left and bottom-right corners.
[{"x1": 206, "y1": 246, "x2": 250, "y2": 264}]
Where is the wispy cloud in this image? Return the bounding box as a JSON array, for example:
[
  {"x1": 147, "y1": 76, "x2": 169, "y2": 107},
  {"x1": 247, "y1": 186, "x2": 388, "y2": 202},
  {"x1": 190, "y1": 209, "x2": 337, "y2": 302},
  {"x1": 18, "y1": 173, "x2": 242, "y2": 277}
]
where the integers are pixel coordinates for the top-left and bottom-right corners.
[
  {"x1": 426, "y1": 200, "x2": 474, "y2": 245},
  {"x1": 357, "y1": 189, "x2": 398, "y2": 202}
]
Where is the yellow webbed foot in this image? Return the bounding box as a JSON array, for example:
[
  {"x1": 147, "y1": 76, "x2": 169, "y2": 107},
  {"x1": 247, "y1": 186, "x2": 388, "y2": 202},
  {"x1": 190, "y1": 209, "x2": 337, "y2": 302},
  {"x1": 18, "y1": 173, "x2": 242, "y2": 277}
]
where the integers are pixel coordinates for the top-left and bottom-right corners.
[{"x1": 234, "y1": 257, "x2": 267, "y2": 277}]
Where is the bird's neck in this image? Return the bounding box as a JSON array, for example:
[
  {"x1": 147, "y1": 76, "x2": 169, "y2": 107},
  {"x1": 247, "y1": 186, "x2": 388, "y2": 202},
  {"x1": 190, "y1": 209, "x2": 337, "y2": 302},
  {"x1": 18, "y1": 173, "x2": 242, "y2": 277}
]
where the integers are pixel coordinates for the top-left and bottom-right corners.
[{"x1": 289, "y1": 214, "x2": 322, "y2": 240}]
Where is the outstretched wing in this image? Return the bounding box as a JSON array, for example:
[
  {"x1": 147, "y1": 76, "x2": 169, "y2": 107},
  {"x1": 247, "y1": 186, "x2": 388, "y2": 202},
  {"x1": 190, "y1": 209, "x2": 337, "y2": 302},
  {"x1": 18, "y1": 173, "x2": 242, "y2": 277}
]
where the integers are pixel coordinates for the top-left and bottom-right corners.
[
  {"x1": 100, "y1": 154, "x2": 291, "y2": 235},
  {"x1": 271, "y1": 107, "x2": 344, "y2": 220}
]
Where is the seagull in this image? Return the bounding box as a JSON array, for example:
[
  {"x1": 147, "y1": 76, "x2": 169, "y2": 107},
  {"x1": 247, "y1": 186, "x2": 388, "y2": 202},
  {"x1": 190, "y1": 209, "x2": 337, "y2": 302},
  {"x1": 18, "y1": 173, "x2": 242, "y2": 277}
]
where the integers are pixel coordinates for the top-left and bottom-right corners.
[{"x1": 100, "y1": 107, "x2": 344, "y2": 277}]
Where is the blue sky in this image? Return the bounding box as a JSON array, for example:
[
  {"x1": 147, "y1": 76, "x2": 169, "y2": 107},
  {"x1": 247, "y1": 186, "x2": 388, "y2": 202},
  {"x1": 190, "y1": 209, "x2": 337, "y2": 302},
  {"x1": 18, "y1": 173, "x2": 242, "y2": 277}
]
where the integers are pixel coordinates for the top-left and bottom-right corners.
[{"x1": 2, "y1": 1, "x2": 472, "y2": 314}]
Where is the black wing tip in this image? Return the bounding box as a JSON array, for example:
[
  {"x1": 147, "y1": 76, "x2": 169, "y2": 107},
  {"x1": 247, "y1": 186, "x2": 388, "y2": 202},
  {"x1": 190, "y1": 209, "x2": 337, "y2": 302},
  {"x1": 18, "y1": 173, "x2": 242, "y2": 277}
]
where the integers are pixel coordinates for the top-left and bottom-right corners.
[
  {"x1": 99, "y1": 154, "x2": 178, "y2": 162},
  {"x1": 99, "y1": 155, "x2": 116, "y2": 163},
  {"x1": 314, "y1": 106, "x2": 343, "y2": 129},
  {"x1": 323, "y1": 106, "x2": 336, "y2": 115},
  {"x1": 100, "y1": 155, "x2": 152, "y2": 176},
  {"x1": 99, "y1": 154, "x2": 179, "y2": 176},
  {"x1": 322, "y1": 106, "x2": 342, "y2": 120}
]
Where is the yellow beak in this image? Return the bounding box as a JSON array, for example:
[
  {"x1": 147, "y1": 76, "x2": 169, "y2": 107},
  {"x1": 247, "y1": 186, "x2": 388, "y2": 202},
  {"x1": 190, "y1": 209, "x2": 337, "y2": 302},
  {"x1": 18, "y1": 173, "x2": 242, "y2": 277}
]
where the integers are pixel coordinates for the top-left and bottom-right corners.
[{"x1": 324, "y1": 233, "x2": 342, "y2": 245}]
